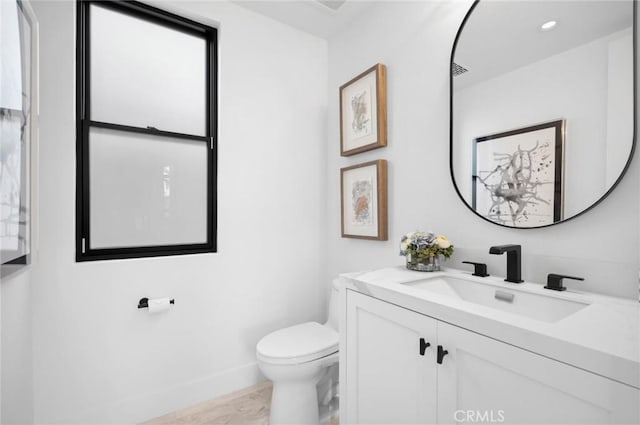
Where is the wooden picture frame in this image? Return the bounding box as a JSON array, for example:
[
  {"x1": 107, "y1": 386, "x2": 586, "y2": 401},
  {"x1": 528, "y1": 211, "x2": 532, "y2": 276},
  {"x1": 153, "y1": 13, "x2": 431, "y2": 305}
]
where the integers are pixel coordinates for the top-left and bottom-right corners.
[
  {"x1": 472, "y1": 120, "x2": 565, "y2": 227},
  {"x1": 341, "y1": 160, "x2": 388, "y2": 240},
  {"x1": 340, "y1": 64, "x2": 387, "y2": 156}
]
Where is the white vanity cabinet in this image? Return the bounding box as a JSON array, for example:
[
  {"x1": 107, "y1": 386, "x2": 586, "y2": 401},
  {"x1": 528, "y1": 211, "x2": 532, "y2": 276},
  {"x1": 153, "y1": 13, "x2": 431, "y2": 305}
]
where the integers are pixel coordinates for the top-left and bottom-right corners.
[
  {"x1": 344, "y1": 289, "x2": 438, "y2": 424},
  {"x1": 344, "y1": 289, "x2": 640, "y2": 425},
  {"x1": 348, "y1": 291, "x2": 437, "y2": 424},
  {"x1": 437, "y1": 322, "x2": 639, "y2": 424}
]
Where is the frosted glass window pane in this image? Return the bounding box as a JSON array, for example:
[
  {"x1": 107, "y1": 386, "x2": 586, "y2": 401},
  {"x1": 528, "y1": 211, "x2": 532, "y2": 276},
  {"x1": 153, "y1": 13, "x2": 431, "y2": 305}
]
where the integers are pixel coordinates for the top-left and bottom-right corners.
[
  {"x1": 89, "y1": 128, "x2": 208, "y2": 249},
  {"x1": 90, "y1": 4, "x2": 206, "y2": 135}
]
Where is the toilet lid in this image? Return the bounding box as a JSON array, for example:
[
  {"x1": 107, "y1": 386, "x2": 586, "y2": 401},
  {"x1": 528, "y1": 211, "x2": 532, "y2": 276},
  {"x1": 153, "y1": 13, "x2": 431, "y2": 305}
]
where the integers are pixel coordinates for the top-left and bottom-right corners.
[{"x1": 256, "y1": 322, "x2": 339, "y2": 365}]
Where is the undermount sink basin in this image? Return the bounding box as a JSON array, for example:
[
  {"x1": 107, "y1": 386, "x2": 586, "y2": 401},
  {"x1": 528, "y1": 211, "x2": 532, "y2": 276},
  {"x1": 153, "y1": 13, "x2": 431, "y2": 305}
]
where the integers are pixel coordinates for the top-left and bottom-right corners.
[{"x1": 406, "y1": 275, "x2": 590, "y2": 323}]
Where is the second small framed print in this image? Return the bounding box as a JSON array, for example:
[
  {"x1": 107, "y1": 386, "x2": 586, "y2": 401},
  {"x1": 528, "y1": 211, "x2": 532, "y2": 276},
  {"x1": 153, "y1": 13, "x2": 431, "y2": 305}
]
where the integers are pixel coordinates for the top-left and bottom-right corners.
[
  {"x1": 340, "y1": 63, "x2": 387, "y2": 156},
  {"x1": 341, "y1": 160, "x2": 388, "y2": 240}
]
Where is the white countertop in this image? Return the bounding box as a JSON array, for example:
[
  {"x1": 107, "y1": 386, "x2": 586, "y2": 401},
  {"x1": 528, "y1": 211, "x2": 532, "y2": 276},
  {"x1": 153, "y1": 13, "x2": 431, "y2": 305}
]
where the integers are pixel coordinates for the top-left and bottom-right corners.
[{"x1": 339, "y1": 266, "x2": 640, "y2": 389}]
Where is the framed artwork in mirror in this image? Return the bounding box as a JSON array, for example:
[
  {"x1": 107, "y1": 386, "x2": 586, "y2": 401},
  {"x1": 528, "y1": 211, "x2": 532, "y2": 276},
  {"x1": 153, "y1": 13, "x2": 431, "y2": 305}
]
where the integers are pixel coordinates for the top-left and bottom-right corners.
[
  {"x1": 341, "y1": 160, "x2": 388, "y2": 240},
  {"x1": 472, "y1": 120, "x2": 565, "y2": 227},
  {"x1": 1, "y1": 0, "x2": 36, "y2": 267},
  {"x1": 340, "y1": 63, "x2": 387, "y2": 156}
]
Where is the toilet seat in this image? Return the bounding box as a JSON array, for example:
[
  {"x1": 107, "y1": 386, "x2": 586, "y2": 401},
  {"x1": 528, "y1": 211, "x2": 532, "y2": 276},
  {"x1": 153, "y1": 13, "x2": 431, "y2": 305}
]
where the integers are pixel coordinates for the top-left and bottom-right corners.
[{"x1": 257, "y1": 321, "x2": 338, "y2": 365}]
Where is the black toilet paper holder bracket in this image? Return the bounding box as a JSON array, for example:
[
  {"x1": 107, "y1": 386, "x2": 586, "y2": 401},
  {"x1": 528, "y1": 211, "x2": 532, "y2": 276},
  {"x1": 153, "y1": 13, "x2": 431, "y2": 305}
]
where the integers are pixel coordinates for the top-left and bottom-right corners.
[{"x1": 137, "y1": 297, "x2": 175, "y2": 309}]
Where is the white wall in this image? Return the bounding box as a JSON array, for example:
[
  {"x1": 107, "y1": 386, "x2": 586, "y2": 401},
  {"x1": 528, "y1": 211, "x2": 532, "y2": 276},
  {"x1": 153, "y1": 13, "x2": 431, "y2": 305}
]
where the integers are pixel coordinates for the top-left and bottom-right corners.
[
  {"x1": 10, "y1": 1, "x2": 328, "y2": 423},
  {"x1": 453, "y1": 30, "x2": 633, "y2": 218},
  {"x1": 1, "y1": 269, "x2": 34, "y2": 425},
  {"x1": 326, "y1": 1, "x2": 638, "y2": 300},
  {"x1": 0, "y1": 278, "x2": 1, "y2": 423},
  {"x1": 0, "y1": 277, "x2": 1, "y2": 423},
  {"x1": 607, "y1": 32, "x2": 634, "y2": 187}
]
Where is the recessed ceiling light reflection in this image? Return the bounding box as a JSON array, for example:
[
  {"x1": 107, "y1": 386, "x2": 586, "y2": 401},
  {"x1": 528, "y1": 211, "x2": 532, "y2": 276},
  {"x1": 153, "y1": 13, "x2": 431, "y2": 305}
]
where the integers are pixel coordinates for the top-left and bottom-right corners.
[{"x1": 540, "y1": 20, "x2": 557, "y2": 31}]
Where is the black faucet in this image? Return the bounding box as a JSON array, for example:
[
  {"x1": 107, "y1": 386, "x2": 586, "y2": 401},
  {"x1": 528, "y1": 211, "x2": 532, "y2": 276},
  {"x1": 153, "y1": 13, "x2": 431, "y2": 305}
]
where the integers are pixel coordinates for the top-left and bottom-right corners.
[
  {"x1": 489, "y1": 244, "x2": 524, "y2": 283},
  {"x1": 462, "y1": 261, "x2": 490, "y2": 277},
  {"x1": 544, "y1": 274, "x2": 584, "y2": 291}
]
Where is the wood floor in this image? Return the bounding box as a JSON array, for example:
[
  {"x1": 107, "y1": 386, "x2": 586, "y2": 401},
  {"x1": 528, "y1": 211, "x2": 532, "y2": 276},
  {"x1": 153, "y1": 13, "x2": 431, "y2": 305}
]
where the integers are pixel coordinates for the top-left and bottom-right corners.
[
  {"x1": 143, "y1": 381, "x2": 339, "y2": 425},
  {"x1": 143, "y1": 382, "x2": 272, "y2": 425}
]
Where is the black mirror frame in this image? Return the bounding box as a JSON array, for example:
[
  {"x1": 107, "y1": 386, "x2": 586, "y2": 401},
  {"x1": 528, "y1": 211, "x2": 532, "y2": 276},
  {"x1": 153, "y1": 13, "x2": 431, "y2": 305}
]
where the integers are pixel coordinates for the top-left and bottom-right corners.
[{"x1": 449, "y1": 0, "x2": 637, "y2": 229}]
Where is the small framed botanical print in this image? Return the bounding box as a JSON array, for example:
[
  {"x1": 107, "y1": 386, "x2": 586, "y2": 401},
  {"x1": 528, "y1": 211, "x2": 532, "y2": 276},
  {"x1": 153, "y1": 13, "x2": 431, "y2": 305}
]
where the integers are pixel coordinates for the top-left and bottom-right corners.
[
  {"x1": 341, "y1": 160, "x2": 388, "y2": 240},
  {"x1": 339, "y1": 64, "x2": 387, "y2": 156}
]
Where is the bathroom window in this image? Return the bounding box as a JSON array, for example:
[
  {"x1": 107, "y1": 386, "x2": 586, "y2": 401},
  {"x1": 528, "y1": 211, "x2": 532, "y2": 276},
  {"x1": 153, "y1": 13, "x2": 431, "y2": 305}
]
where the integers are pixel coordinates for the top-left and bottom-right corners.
[{"x1": 76, "y1": 0, "x2": 217, "y2": 261}]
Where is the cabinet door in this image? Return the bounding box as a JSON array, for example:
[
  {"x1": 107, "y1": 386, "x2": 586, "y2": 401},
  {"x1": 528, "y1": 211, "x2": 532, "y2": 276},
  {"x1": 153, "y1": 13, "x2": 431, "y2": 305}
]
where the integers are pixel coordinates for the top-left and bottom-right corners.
[
  {"x1": 344, "y1": 290, "x2": 438, "y2": 424},
  {"x1": 437, "y1": 322, "x2": 640, "y2": 424}
]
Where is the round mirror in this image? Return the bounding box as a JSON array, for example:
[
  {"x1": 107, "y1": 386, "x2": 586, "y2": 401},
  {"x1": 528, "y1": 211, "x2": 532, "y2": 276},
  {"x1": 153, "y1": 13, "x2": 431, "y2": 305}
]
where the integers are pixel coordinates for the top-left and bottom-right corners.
[{"x1": 450, "y1": 0, "x2": 636, "y2": 228}]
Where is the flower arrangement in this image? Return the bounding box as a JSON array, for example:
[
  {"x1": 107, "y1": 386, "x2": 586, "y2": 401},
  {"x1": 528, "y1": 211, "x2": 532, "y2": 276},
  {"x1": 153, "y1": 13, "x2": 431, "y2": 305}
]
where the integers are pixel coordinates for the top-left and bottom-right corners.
[{"x1": 400, "y1": 231, "x2": 454, "y2": 271}]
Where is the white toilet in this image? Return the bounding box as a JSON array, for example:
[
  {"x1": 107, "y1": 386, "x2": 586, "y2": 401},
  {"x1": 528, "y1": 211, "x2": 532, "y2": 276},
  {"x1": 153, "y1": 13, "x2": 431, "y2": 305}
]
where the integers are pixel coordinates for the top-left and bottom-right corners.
[{"x1": 256, "y1": 280, "x2": 340, "y2": 425}]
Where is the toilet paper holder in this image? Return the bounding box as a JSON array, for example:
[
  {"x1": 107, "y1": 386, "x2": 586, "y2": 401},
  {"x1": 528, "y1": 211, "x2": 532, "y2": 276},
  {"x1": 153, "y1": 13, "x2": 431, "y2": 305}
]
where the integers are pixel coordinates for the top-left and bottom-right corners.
[{"x1": 137, "y1": 297, "x2": 175, "y2": 309}]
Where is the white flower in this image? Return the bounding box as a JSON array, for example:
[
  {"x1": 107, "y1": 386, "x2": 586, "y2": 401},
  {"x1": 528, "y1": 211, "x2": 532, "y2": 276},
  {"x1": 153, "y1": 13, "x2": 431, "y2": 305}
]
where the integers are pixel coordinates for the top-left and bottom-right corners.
[
  {"x1": 435, "y1": 235, "x2": 451, "y2": 249},
  {"x1": 399, "y1": 241, "x2": 409, "y2": 256}
]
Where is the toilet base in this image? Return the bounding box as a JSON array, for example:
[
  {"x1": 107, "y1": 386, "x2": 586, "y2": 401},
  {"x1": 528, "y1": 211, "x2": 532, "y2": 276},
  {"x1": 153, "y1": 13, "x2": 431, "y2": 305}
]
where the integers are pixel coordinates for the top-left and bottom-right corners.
[
  {"x1": 270, "y1": 379, "x2": 321, "y2": 425},
  {"x1": 259, "y1": 352, "x2": 339, "y2": 425}
]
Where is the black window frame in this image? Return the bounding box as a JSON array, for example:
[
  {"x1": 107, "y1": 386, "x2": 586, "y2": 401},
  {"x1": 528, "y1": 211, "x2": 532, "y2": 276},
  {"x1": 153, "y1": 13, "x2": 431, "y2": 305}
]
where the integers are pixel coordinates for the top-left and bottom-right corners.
[{"x1": 76, "y1": 0, "x2": 217, "y2": 262}]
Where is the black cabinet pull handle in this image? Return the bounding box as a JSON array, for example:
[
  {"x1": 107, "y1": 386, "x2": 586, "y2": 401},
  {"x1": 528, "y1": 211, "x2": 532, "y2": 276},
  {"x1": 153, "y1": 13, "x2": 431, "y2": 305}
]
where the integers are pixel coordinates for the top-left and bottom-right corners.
[
  {"x1": 437, "y1": 345, "x2": 449, "y2": 364},
  {"x1": 419, "y1": 338, "x2": 431, "y2": 356}
]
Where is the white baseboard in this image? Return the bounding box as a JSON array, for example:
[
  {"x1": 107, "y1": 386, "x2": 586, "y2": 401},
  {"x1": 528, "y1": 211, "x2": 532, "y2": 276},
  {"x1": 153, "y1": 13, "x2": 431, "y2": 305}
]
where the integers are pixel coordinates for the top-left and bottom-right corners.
[{"x1": 70, "y1": 362, "x2": 264, "y2": 424}]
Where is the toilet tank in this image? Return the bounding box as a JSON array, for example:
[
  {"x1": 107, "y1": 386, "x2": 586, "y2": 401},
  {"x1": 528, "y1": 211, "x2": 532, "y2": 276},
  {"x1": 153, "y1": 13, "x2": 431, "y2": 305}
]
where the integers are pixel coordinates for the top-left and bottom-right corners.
[{"x1": 325, "y1": 278, "x2": 341, "y2": 331}]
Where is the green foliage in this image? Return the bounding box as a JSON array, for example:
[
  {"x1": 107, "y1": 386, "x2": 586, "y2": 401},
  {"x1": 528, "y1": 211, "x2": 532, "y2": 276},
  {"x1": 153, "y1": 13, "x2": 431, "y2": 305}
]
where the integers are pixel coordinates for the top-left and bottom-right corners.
[{"x1": 405, "y1": 244, "x2": 454, "y2": 260}]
